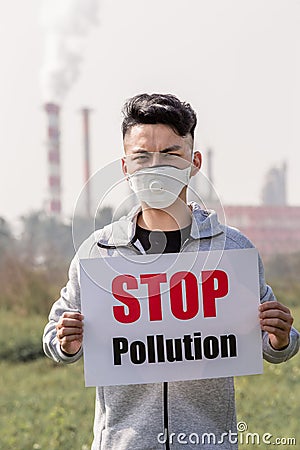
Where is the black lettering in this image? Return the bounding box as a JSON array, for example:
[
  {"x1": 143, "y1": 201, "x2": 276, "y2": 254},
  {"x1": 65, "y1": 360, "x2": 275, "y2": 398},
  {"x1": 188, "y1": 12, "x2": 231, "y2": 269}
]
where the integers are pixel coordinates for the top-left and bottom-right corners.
[
  {"x1": 113, "y1": 337, "x2": 128, "y2": 365},
  {"x1": 147, "y1": 335, "x2": 156, "y2": 363},
  {"x1": 166, "y1": 338, "x2": 183, "y2": 362},
  {"x1": 113, "y1": 331, "x2": 237, "y2": 367},
  {"x1": 130, "y1": 341, "x2": 146, "y2": 364},
  {"x1": 203, "y1": 336, "x2": 219, "y2": 359},
  {"x1": 156, "y1": 335, "x2": 165, "y2": 362},
  {"x1": 220, "y1": 334, "x2": 237, "y2": 357},
  {"x1": 183, "y1": 334, "x2": 194, "y2": 360},
  {"x1": 193, "y1": 332, "x2": 202, "y2": 359}
]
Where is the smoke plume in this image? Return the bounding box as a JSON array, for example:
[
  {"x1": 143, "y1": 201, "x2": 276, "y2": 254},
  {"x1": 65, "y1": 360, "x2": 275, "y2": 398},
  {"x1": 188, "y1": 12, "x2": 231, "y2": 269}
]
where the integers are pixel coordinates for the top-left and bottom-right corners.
[{"x1": 40, "y1": 0, "x2": 100, "y2": 102}]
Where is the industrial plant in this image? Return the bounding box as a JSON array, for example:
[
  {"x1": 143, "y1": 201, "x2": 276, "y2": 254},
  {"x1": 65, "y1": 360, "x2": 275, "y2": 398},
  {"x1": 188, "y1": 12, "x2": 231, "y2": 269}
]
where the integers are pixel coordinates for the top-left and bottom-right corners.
[{"x1": 43, "y1": 107, "x2": 300, "y2": 261}]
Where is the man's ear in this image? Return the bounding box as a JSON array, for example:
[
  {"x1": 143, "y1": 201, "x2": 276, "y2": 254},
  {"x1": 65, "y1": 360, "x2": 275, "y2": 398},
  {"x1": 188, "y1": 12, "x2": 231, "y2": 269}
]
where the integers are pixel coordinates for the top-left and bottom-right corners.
[
  {"x1": 121, "y1": 157, "x2": 128, "y2": 178},
  {"x1": 191, "y1": 151, "x2": 202, "y2": 177}
]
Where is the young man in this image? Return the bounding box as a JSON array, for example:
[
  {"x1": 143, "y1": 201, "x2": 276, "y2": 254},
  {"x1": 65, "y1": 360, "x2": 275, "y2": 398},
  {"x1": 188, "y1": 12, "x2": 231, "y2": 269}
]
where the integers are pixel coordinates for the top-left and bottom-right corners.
[{"x1": 43, "y1": 93, "x2": 299, "y2": 450}]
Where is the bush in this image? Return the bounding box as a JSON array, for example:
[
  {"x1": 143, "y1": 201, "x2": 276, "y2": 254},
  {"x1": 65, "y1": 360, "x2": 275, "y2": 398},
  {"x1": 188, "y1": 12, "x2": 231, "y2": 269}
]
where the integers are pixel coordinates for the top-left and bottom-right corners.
[
  {"x1": 265, "y1": 252, "x2": 300, "y2": 308},
  {"x1": 0, "y1": 311, "x2": 46, "y2": 362},
  {"x1": 0, "y1": 254, "x2": 68, "y2": 316}
]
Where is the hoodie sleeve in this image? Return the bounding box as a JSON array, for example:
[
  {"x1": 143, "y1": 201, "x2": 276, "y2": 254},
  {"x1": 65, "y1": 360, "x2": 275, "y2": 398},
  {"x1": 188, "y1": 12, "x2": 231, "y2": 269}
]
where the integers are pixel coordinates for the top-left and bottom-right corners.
[
  {"x1": 42, "y1": 255, "x2": 83, "y2": 364},
  {"x1": 258, "y1": 254, "x2": 300, "y2": 364},
  {"x1": 43, "y1": 230, "x2": 105, "y2": 364}
]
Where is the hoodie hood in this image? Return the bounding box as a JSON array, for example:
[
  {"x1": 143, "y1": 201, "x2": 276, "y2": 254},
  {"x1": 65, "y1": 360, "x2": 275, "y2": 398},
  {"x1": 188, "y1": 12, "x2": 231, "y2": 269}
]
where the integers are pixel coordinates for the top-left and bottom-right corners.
[{"x1": 96, "y1": 202, "x2": 224, "y2": 249}]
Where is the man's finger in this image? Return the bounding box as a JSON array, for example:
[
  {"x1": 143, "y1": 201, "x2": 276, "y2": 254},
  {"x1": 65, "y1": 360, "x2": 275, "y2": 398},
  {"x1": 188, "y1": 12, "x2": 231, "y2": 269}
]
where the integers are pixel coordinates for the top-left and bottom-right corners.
[
  {"x1": 261, "y1": 325, "x2": 288, "y2": 338},
  {"x1": 57, "y1": 318, "x2": 84, "y2": 329},
  {"x1": 57, "y1": 327, "x2": 83, "y2": 339},
  {"x1": 60, "y1": 334, "x2": 83, "y2": 342},
  {"x1": 259, "y1": 301, "x2": 290, "y2": 314},
  {"x1": 62, "y1": 311, "x2": 84, "y2": 320},
  {"x1": 259, "y1": 309, "x2": 291, "y2": 322},
  {"x1": 260, "y1": 317, "x2": 290, "y2": 332}
]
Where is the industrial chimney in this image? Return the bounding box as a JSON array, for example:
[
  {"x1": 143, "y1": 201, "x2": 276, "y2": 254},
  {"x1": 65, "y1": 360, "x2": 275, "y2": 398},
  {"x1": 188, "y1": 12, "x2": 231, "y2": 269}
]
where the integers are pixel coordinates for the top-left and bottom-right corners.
[
  {"x1": 82, "y1": 108, "x2": 92, "y2": 217},
  {"x1": 44, "y1": 103, "x2": 62, "y2": 217},
  {"x1": 261, "y1": 162, "x2": 287, "y2": 206}
]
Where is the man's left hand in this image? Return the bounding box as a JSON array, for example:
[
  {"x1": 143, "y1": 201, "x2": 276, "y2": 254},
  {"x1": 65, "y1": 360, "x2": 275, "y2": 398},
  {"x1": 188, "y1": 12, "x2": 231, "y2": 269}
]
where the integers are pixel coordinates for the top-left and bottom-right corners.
[{"x1": 259, "y1": 301, "x2": 294, "y2": 350}]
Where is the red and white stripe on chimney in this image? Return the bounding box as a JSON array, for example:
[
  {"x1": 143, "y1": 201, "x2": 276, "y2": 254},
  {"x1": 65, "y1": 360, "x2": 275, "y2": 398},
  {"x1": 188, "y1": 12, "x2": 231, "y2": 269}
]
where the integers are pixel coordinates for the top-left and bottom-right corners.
[{"x1": 45, "y1": 103, "x2": 62, "y2": 217}]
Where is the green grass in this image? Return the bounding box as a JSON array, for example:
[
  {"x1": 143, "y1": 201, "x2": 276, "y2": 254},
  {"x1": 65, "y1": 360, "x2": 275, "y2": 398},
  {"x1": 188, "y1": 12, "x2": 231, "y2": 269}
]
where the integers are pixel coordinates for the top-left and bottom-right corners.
[
  {"x1": 0, "y1": 311, "x2": 45, "y2": 362},
  {"x1": 0, "y1": 359, "x2": 95, "y2": 450},
  {"x1": 235, "y1": 304, "x2": 300, "y2": 449},
  {"x1": 0, "y1": 312, "x2": 95, "y2": 449},
  {"x1": 1, "y1": 357, "x2": 298, "y2": 450},
  {"x1": 236, "y1": 358, "x2": 300, "y2": 448},
  {"x1": 0, "y1": 306, "x2": 299, "y2": 450}
]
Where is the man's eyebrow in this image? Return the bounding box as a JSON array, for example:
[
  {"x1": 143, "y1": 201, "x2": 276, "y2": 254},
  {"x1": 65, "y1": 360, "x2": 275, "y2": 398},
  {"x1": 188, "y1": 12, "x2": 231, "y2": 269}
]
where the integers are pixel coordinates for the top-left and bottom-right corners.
[
  {"x1": 131, "y1": 145, "x2": 182, "y2": 154},
  {"x1": 160, "y1": 145, "x2": 182, "y2": 153},
  {"x1": 131, "y1": 149, "x2": 149, "y2": 154}
]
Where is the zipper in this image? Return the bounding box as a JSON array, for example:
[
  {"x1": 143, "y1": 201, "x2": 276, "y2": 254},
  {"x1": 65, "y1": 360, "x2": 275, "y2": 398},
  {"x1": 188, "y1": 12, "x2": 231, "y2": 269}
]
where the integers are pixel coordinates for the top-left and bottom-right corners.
[
  {"x1": 163, "y1": 382, "x2": 170, "y2": 450},
  {"x1": 161, "y1": 236, "x2": 189, "y2": 450},
  {"x1": 129, "y1": 241, "x2": 145, "y2": 254},
  {"x1": 131, "y1": 236, "x2": 171, "y2": 449},
  {"x1": 180, "y1": 237, "x2": 193, "y2": 252},
  {"x1": 98, "y1": 233, "x2": 206, "y2": 449}
]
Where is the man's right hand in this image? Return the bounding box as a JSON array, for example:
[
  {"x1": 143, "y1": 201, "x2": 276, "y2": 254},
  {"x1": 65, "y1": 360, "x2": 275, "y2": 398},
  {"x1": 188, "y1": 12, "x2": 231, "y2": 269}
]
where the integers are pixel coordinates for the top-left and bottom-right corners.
[{"x1": 56, "y1": 312, "x2": 84, "y2": 355}]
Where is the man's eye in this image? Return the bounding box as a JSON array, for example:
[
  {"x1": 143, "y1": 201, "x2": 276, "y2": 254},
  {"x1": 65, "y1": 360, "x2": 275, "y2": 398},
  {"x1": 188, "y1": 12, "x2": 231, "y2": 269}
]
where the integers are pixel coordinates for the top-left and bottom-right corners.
[
  {"x1": 163, "y1": 153, "x2": 180, "y2": 158},
  {"x1": 133, "y1": 154, "x2": 148, "y2": 160}
]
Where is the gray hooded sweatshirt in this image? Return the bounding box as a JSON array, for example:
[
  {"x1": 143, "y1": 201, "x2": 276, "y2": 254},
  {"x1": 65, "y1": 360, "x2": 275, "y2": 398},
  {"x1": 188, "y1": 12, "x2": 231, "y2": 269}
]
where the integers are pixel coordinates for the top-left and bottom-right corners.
[{"x1": 43, "y1": 203, "x2": 299, "y2": 450}]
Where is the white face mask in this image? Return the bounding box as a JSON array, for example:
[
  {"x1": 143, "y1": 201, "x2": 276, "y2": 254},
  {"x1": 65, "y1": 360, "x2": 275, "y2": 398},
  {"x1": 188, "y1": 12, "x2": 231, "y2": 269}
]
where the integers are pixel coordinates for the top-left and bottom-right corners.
[{"x1": 127, "y1": 165, "x2": 191, "y2": 209}]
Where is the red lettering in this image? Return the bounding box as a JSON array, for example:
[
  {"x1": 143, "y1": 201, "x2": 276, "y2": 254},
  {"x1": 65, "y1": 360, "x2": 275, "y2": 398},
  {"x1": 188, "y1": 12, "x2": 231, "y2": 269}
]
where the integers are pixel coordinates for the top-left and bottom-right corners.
[
  {"x1": 112, "y1": 269, "x2": 230, "y2": 324},
  {"x1": 140, "y1": 273, "x2": 167, "y2": 321},
  {"x1": 112, "y1": 275, "x2": 140, "y2": 323},
  {"x1": 170, "y1": 271, "x2": 199, "y2": 320},
  {"x1": 201, "y1": 270, "x2": 229, "y2": 318}
]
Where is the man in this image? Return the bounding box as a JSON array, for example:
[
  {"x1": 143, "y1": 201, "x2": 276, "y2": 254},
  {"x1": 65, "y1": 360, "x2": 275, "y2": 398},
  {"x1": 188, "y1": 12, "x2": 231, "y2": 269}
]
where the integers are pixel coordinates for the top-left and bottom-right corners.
[{"x1": 43, "y1": 93, "x2": 299, "y2": 450}]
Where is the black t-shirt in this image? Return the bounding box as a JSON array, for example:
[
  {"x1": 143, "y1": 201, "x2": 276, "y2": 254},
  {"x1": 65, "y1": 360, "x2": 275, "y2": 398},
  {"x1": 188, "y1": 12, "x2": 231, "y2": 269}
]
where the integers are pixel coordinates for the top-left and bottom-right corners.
[{"x1": 133, "y1": 223, "x2": 191, "y2": 254}]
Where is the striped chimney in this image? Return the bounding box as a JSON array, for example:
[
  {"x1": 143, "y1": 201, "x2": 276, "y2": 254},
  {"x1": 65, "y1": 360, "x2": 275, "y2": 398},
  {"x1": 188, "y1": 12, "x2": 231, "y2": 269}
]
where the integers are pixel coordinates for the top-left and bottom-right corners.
[{"x1": 44, "y1": 103, "x2": 62, "y2": 217}]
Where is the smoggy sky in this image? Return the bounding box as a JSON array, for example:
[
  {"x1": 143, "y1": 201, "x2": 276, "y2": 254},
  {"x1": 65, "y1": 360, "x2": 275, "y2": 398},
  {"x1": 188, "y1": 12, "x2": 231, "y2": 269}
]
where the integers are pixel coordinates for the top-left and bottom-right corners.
[{"x1": 1, "y1": 0, "x2": 300, "y2": 223}]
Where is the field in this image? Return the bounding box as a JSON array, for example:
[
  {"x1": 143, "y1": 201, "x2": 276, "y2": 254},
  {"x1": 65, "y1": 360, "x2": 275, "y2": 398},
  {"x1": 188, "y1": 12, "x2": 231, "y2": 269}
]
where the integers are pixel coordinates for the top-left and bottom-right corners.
[
  {"x1": 0, "y1": 305, "x2": 299, "y2": 450},
  {"x1": 0, "y1": 359, "x2": 94, "y2": 450}
]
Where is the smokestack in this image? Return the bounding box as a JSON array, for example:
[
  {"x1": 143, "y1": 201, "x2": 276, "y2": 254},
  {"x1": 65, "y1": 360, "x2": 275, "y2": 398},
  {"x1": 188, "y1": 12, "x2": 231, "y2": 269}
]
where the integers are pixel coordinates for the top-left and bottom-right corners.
[
  {"x1": 261, "y1": 161, "x2": 288, "y2": 206},
  {"x1": 44, "y1": 103, "x2": 62, "y2": 217},
  {"x1": 82, "y1": 108, "x2": 92, "y2": 217},
  {"x1": 281, "y1": 161, "x2": 287, "y2": 205}
]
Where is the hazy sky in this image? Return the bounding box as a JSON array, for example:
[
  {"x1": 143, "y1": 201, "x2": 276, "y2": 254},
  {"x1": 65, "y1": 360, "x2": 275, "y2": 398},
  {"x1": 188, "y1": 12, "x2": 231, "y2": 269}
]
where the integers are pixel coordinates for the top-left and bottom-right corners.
[{"x1": 1, "y1": 0, "x2": 300, "y2": 222}]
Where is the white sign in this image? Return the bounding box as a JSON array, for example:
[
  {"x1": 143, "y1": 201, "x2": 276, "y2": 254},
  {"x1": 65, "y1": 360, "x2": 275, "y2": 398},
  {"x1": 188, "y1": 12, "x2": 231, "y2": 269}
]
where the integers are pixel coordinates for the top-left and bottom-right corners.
[{"x1": 80, "y1": 249, "x2": 263, "y2": 387}]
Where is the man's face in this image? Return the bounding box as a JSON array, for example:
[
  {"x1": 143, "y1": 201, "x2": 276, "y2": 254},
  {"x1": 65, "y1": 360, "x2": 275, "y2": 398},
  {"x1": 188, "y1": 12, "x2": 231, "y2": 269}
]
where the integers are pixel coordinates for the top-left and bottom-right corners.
[{"x1": 122, "y1": 124, "x2": 201, "y2": 176}]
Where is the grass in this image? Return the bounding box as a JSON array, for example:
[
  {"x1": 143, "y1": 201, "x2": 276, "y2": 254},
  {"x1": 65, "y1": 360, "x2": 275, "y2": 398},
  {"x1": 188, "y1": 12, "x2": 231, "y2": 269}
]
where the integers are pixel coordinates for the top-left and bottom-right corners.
[
  {"x1": 0, "y1": 312, "x2": 95, "y2": 449},
  {"x1": 0, "y1": 358, "x2": 95, "y2": 450},
  {"x1": 235, "y1": 303, "x2": 300, "y2": 449},
  {"x1": 0, "y1": 306, "x2": 299, "y2": 449},
  {"x1": 0, "y1": 311, "x2": 45, "y2": 362},
  {"x1": 236, "y1": 358, "x2": 300, "y2": 448},
  {"x1": 0, "y1": 357, "x2": 298, "y2": 450}
]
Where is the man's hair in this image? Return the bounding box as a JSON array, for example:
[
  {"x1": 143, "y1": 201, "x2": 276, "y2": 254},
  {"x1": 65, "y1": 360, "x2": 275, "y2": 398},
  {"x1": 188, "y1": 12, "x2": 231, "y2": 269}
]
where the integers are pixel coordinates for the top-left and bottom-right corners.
[{"x1": 122, "y1": 93, "x2": 197, "y2": 141}]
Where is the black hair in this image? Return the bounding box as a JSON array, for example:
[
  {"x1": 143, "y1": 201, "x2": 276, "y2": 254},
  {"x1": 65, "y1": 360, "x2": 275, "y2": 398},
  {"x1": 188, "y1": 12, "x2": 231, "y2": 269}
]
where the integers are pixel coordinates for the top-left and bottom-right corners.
[{"x1": 122, "y1": 93, "x2": 197, "y2": 140}]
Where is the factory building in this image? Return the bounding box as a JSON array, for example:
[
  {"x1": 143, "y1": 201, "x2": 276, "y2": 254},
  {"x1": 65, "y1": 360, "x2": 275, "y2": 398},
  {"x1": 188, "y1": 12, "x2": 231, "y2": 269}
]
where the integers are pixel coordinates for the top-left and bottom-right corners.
[
  {"x1": 216, "y1": 160, "x2": 300, "y2": 260},
  {"x1": 42, "y1": 113, "x2": 300, "y2": 260},
  {"x1": 223, "y1": 205, "x2": 300, "y2": 260}
]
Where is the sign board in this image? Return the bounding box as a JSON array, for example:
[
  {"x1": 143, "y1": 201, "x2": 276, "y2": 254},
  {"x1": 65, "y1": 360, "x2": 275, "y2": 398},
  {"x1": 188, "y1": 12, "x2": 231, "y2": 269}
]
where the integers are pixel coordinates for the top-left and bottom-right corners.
[{"x1": 80, "y1": 248, "x2": 263, "y2": 387}]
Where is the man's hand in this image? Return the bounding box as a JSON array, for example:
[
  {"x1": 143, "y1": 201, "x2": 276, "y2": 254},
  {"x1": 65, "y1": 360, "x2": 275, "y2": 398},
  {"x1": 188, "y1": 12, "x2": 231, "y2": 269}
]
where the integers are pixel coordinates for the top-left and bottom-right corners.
[
  {"x1": 259, "y1": 301, "x2": 294, "y2": 350},
  {"x1": 56, "y1": 312, "x2": 84, "y2": 355}
]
